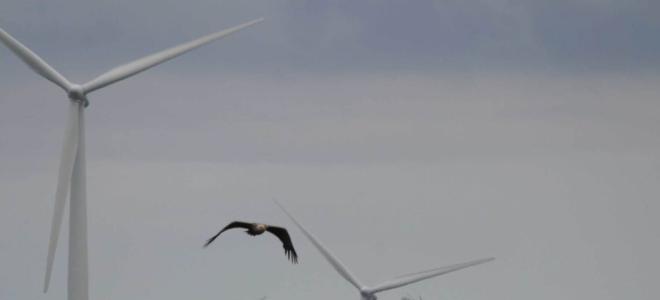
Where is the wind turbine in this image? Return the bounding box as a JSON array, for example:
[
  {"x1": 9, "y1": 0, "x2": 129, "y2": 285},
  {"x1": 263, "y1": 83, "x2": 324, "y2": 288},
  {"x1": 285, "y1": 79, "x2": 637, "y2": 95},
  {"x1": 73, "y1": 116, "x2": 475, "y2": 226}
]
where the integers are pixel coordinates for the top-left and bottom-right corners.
[
  {"x1": 274, "y1": 201, "x2": 494, "y2": 300},
  {"x1": 0, "y1": 18, "x2": 264, "y2": 300}
]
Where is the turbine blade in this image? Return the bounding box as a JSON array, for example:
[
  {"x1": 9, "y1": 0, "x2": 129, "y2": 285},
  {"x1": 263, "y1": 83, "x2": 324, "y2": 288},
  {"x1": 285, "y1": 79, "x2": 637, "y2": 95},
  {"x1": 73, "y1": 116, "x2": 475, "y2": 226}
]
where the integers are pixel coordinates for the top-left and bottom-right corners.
[
  {"x1": 274, "y1": 200, "x2": 364, "y2": 290},
  {"x1": 0, "y1": 27, "x2": 72, "y2": 91},
  {"x1": 368, "y1": 257, "x2": 495, "y2": 294},
  {"x1": 392, "y1": 260, "x2": 493, "y2": 279},
  {"x1": 44, "y1": 101, "x2": 82, "y2": 293},
  {"x1": 82, "y1": 18, "x2": 264, "y2": 94}
]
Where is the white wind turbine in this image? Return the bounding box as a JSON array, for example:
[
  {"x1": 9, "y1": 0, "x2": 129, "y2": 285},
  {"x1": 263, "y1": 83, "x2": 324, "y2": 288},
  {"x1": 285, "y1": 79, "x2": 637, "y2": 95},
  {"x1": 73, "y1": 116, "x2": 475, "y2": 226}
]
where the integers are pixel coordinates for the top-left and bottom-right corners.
[
  {"x1": 275, "y1": 201, "x2": 494, "y2": 300},
  {"x1": 0, "y1": 18, "x2": 264, "y2": 300}
]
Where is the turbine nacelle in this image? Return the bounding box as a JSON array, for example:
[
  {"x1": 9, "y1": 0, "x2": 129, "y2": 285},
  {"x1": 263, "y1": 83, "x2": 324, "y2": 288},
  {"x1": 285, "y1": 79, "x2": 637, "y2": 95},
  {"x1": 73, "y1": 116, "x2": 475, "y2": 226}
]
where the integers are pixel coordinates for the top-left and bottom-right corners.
[
  {"x1": 360, "y1": 289, "x2": 377, "y2": 300},
  {"x1": 66, "y1": 85, "x2": 89, "y2": 107}
]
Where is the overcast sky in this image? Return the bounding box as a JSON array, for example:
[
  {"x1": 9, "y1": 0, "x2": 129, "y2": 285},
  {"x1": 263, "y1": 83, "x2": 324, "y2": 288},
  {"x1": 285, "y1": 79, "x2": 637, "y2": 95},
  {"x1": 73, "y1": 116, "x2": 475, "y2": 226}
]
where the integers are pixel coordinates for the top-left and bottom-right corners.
[{"x1": 1, "y1": 1, "x2": 659, "y2": 300}]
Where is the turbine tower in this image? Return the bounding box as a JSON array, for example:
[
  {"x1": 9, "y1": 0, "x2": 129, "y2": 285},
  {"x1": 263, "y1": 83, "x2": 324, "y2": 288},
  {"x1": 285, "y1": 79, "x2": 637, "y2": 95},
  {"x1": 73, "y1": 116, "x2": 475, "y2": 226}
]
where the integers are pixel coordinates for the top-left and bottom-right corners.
[
  {"x1": 275, "y1": 201, "x2": 494, "y2": 300},
  {"x1": 0, "y1": 18, "x2": 264, "y2": 300}
]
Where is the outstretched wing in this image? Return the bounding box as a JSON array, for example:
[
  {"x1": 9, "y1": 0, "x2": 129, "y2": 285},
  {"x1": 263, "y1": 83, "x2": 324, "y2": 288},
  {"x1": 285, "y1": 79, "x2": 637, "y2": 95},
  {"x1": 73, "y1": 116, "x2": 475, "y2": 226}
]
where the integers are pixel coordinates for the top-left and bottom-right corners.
[
  {"x1": 204, "y1": 221, "x2": 253, "y2": 247},
  {"x1": 266, "y1": 226, "x2": 299, "y2": 264}
]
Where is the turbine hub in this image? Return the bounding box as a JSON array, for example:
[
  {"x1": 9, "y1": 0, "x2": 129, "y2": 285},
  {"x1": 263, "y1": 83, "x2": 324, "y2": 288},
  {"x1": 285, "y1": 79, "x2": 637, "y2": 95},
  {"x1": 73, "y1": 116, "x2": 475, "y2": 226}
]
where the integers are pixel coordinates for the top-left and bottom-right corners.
[{"x1": 67, "y1": 85, "x2": 89, "y2": 107}]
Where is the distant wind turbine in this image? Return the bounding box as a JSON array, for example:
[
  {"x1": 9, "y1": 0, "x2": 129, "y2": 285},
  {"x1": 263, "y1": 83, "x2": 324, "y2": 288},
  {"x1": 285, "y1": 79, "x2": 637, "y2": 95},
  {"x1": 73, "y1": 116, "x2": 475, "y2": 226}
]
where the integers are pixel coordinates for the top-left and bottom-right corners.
[
  {"x1": 274, "y1": 201, "x2": 494, "y2": 300},
  {"x1": 0, "y1": 18, "x2": 263, "y2": 300}
]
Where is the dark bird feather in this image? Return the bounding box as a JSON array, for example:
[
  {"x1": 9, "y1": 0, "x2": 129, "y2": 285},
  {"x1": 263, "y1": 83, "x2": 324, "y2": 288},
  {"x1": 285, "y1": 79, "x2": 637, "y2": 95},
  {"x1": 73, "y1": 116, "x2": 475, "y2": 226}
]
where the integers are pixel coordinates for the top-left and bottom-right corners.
[
  {"x1": 204, "y1": 221, "x2": 252, "y2": 247},
  {"x1": 266, "y1": 225, "x2": 299, "y2": 264}
]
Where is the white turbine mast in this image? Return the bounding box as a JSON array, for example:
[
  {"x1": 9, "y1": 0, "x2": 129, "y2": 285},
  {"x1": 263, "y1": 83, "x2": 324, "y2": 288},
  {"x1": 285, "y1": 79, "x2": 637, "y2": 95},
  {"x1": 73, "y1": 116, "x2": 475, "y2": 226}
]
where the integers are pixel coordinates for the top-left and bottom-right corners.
[
  {"x1": 274, "y1": 201, "x2": 494, "y2": 300},
  {"x1": 0, "y1": 18, "x2": 264, "y2": 300}
]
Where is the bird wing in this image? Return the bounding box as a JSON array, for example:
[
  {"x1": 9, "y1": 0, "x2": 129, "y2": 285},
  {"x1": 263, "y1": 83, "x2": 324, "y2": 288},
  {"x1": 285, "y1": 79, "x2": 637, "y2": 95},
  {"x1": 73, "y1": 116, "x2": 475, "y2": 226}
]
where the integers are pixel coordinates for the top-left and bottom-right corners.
[
  {"x1": 204, "y1": 221, "x2": 253, "y2": 247},
  {"x1": 266, "y1": 226, "x2": 299, "y2": 264}
]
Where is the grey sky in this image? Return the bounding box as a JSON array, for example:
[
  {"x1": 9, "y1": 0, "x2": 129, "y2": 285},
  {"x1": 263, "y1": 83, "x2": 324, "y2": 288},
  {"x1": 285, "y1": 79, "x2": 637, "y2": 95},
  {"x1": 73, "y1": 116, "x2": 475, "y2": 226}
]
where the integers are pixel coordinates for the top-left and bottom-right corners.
[
  {"x1": 1, "y1": 0, "x2": 659, "y2": 73},
  {"x1": 1, "y1": 1, "x2": 659, "y2": 300}
]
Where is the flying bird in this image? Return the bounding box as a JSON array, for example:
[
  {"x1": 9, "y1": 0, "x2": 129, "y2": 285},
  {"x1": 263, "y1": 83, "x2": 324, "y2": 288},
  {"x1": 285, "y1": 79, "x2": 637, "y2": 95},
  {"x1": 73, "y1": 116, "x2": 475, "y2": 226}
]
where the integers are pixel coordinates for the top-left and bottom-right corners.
[{"x1": 204, "y1": 221, "x2": 298, "y2": 264}]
